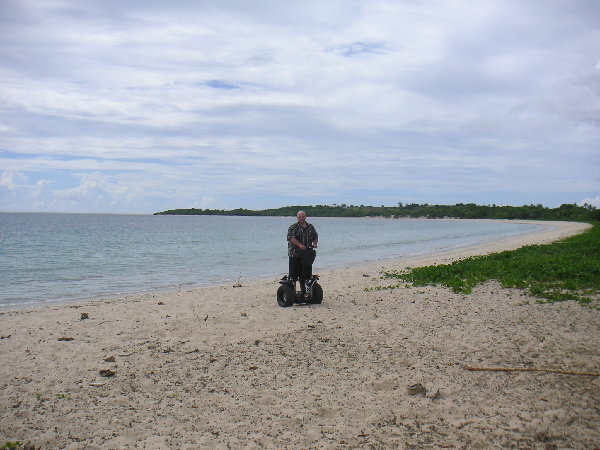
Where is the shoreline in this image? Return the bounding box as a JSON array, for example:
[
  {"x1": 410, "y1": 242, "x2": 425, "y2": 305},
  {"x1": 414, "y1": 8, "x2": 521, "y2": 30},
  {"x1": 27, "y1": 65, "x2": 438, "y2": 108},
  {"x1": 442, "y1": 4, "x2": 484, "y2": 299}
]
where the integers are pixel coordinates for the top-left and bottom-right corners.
[
  {"x1": 0, "y1": 219, "x2": 573, "y2": 313},
  {"x1": 1, "y1": 220, "x2": 598, "y2": 448}
]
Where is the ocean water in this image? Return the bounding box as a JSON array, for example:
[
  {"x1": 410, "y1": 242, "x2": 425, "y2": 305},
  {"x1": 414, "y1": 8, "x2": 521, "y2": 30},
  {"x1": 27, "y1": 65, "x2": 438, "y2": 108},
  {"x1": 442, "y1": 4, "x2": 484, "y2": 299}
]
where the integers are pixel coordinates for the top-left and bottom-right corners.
[{"x1": 0, "y1": 213, "x2": 545, "y2": 309}]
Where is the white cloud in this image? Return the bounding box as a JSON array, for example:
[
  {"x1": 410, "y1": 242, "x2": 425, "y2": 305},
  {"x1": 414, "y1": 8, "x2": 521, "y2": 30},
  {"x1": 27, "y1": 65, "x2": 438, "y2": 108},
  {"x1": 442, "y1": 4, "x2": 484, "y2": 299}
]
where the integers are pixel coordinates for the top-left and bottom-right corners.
[
  {"x1": 578, "y1": 195, "x2": 600, "y2": 208},
  {"x1": 0, "y1": 170, "x2": 28, "y2": 191},
  {"x1": 1, "y1": 171, "x2": 49, "y2": 210},
  {"x1": 0, "y1": 0, "x2": 599, "y2": 212}
]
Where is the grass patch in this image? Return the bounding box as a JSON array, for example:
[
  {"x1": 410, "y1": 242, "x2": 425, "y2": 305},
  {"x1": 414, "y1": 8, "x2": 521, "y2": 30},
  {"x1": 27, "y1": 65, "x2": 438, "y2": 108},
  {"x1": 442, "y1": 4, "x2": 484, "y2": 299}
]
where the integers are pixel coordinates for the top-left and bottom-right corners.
[
  {"x1": 1, "y1": 443, "x2": 22, "y2": 450},
  {"x1": 374, "y1": 221, "x2": 599, "y2": 305}
]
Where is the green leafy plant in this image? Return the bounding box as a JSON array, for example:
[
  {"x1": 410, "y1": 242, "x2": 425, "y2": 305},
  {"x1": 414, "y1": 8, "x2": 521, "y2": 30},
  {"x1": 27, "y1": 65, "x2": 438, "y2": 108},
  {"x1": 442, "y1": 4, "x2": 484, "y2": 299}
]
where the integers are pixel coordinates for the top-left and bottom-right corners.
[
  {"x1": 1, "y1": 442, "x2": 23, "y2": 450},
  {"x1": 374, "y1": 222, "x2": 600, "y2": 305}
]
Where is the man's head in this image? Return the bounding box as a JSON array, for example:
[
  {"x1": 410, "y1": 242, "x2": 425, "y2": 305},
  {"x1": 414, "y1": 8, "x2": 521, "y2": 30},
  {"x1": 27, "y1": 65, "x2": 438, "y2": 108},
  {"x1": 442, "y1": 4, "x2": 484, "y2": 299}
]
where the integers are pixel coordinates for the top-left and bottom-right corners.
[{"x1": 296, "y1": 211, "x2": 306, "y2": 224}]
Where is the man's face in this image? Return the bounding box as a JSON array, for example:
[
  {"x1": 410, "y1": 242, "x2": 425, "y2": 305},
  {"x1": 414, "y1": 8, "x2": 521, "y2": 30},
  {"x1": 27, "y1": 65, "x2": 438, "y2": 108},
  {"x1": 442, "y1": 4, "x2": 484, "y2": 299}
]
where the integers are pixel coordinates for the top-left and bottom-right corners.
[{"x1": 297, "y1": 212, "x2": 306, "y2": 224}]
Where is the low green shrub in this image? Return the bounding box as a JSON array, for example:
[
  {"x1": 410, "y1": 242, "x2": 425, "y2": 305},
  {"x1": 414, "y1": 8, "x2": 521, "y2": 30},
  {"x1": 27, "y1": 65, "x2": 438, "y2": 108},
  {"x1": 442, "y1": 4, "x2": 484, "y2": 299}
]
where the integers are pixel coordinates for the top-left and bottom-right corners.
[{"x1": 374, "y1": 222, "x2": 599, "y2": 305}]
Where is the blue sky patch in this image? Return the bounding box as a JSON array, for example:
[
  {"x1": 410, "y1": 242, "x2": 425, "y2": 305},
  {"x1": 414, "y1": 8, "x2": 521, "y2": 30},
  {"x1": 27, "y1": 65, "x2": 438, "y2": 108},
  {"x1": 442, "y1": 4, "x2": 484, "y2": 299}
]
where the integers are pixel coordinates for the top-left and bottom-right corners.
[
  {"x1": 334, "y1": 41, "x2": 385, "y2": 56},
  {"x1": 205, "y1": 80, "x2": 239, "y2": 90}
]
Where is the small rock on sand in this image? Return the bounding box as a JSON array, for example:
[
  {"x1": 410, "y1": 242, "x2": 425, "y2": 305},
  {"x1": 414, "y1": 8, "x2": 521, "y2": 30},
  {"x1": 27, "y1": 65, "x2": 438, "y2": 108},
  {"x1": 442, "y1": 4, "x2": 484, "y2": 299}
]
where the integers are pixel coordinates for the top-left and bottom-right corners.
[{"x1": 407, "y1": 383, "x2": 427, "y2": 396}]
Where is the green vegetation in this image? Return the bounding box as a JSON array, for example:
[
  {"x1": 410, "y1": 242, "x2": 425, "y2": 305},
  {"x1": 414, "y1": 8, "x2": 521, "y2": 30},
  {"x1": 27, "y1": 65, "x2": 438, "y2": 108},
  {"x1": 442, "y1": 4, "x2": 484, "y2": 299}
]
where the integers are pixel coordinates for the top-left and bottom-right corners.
[
  {"x1": 1, "y1": 442, "x2": 22, "y2": 450},
  {"x1": 155, "y1": 202, "x2": 599, "y2": 221},
  {"x1": 373, "y1": 222, "x2": 600, "y2": 305}
]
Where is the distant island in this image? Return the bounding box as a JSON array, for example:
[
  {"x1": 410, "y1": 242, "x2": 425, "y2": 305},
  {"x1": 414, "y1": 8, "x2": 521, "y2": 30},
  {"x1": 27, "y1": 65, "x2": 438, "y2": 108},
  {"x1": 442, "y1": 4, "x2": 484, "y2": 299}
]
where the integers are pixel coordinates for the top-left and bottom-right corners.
[{"x1": 155, "y1": 203, "x2": 599, "y2": 221}]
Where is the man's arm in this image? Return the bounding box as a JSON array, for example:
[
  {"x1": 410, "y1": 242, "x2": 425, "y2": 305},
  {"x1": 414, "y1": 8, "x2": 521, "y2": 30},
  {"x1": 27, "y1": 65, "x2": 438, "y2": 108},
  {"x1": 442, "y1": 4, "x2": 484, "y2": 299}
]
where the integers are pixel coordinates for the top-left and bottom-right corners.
[{"x1": 290, "y1": 237, "x2": 306, "y2": 251}]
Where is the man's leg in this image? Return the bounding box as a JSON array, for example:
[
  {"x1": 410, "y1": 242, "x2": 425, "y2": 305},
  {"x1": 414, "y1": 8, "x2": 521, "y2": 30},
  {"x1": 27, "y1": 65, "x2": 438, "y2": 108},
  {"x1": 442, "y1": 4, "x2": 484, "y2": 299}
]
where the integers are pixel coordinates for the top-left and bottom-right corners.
[
  {"x1": 303, "y1": 261, "x2": 312, "y2": 281},
  {"x1": 289, "y1": 257, "x2": 301, "y2": 287},
  {"x1": 302, "y1": 261, "x2": 314, "y2": 297}
]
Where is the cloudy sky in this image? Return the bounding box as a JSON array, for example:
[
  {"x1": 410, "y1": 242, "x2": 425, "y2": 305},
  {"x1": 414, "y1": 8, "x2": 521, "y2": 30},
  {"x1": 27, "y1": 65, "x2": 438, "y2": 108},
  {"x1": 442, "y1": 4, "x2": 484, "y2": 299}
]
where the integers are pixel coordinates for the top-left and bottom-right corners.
[{"x1": 1, "y1": 0, "x2": 599, "y2": 213}]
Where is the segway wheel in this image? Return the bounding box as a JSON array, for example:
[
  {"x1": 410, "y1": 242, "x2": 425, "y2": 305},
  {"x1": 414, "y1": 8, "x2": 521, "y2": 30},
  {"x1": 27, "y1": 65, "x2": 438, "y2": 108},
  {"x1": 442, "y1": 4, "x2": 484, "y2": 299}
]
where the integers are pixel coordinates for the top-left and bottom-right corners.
[
  {"x1": 310, "y1": 283, "x2": 323, "y2": 304},
  {"x1": 277, "y1": 284, "x2": 295, "y2": 307}
]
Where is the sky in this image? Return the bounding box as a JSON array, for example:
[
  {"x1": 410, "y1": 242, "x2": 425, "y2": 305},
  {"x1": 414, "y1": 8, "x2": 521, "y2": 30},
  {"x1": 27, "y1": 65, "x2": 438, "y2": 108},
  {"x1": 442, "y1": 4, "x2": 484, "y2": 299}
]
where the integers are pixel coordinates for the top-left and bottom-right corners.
[{"x1": 1, "y1": 0, "x2": 599, "y2": 213}]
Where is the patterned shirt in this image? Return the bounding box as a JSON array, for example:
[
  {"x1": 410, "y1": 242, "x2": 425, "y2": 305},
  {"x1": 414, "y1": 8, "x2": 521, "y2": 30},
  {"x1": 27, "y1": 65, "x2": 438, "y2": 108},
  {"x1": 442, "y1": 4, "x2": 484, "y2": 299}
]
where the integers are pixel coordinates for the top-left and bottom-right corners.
[{"x1": 287, "y1": 222, "x2": 318, "y2": 257}]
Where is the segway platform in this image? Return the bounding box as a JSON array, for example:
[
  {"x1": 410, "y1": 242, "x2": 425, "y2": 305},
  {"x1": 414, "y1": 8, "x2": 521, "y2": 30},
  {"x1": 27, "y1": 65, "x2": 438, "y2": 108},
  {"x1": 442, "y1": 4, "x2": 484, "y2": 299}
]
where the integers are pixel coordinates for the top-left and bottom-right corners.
[{"x1": 276, "y1": 275, "x2": 323, "y2": 307}]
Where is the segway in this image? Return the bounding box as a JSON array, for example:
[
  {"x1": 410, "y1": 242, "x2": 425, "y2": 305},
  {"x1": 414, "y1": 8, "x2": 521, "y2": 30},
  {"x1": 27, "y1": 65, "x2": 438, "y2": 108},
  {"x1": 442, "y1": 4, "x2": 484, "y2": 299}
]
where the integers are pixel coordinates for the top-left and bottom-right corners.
[{"x1": 277, "y1": 248, "x2": 323, "y2": 307}]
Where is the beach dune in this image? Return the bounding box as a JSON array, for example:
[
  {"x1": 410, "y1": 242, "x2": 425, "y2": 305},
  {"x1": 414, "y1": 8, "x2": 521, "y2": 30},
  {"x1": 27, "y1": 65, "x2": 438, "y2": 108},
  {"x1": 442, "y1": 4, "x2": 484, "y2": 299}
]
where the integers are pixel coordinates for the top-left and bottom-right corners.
[{"x1": 1, "y1": 220, "x2": 598, "y2": 448}]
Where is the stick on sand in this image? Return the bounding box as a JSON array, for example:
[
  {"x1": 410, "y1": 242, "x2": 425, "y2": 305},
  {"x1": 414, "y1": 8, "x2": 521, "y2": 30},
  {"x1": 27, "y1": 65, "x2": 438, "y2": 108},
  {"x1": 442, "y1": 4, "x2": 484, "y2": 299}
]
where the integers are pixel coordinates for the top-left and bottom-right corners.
[{"x1": 464, "y1": 367, "x2": 600, "y2": 377}]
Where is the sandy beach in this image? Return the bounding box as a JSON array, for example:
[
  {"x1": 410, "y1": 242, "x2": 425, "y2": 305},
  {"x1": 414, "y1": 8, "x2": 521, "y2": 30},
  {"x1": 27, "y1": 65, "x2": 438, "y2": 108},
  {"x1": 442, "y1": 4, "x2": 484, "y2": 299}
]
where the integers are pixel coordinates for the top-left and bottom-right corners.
[{"x1": 1, "y1": 220, "x2": 598, "y2": 449}]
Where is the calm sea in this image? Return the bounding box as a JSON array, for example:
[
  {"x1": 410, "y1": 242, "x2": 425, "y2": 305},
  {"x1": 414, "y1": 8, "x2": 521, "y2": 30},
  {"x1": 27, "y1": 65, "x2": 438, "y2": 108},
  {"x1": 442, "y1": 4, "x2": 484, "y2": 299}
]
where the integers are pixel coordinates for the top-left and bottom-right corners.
[{"x1": 0, "y1": 213, "x2": 545, "y2": 309}]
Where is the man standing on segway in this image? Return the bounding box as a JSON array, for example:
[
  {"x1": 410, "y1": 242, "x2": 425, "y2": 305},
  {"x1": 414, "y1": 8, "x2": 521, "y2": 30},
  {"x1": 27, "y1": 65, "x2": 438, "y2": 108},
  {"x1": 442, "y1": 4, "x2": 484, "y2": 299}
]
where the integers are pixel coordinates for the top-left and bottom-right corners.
[{"x1": 287, "y1": 211, "x2": 318, "y2": 298}]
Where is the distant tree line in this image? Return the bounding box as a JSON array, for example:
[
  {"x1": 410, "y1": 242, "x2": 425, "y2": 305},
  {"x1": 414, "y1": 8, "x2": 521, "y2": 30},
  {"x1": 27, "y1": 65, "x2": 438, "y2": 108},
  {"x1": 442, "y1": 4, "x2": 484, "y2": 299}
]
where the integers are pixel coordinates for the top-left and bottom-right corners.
[{"x1": 154, "y1": 202, "x2": 599, "y2": 221}]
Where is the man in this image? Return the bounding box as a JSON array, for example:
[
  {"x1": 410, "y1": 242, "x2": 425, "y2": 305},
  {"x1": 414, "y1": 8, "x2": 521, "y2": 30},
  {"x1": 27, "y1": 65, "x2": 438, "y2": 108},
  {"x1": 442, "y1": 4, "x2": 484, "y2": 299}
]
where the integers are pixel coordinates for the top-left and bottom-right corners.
[{"x1": 287, "y1": 211, "x2": 318, "y2": 296}]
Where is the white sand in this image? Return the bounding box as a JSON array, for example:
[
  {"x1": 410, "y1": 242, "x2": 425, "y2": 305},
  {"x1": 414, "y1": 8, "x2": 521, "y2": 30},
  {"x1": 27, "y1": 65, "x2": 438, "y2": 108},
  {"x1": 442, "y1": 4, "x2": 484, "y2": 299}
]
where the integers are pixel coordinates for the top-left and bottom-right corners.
[{"x1": 1, "y1": 220, "x2": 598, "y2": 449}]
